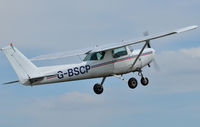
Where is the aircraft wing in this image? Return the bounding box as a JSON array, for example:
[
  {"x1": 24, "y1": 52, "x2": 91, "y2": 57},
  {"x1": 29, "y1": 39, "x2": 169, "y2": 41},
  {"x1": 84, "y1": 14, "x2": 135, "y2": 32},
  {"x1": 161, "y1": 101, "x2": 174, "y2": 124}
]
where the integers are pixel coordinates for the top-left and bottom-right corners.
[
  {"x1": 30, "y1": 25, "x2": 197, "y2": 61},
  {"x1": 91, "y1": 25, "x2": 198, "y2": 52},
  {"x1": 30, "y1": 48, "x2": 92, "y2": 61}
]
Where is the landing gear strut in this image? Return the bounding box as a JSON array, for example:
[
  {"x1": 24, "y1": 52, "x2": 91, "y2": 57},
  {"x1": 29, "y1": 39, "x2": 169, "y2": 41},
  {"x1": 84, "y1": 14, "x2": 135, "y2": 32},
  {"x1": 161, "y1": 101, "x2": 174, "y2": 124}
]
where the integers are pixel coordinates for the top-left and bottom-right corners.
[{"x1": 93, "y1": 77, "x2": 106, "y2": 94}]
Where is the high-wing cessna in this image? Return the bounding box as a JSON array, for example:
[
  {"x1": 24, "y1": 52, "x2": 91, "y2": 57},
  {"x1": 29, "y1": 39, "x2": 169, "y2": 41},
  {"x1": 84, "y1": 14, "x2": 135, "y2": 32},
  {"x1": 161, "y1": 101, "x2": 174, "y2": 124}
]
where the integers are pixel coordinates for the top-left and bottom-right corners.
[{"x1": 1, "y1": 25, "x2": 198, "y2": 94}]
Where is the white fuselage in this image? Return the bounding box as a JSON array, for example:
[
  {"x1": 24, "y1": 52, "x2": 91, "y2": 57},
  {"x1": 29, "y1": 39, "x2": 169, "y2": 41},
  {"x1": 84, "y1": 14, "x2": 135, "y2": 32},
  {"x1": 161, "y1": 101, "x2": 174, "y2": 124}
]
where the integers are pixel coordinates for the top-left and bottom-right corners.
[{"x1": 25, "y1": 47, "x2": 155, "y2": 86}]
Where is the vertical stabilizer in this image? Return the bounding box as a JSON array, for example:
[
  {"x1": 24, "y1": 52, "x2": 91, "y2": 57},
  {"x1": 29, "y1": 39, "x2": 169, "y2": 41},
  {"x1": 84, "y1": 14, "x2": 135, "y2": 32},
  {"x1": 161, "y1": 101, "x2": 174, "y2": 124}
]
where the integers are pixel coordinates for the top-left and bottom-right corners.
[{"x1": 1, "y1": 44, "x2": 43, "y2": 84}]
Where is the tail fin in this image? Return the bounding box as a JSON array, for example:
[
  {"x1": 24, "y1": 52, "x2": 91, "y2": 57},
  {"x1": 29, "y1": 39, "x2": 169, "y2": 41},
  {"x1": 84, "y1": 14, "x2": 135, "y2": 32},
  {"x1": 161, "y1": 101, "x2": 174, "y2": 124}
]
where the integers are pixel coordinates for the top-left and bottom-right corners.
[{"x1": 1, "y1": 44, "x2": 43, "y2": 85}]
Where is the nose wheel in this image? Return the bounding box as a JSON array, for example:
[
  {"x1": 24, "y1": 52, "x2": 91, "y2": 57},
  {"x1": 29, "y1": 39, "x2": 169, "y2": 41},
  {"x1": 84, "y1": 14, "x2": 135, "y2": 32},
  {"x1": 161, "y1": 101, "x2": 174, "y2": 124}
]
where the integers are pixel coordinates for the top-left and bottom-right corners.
[{"x1": 141, "y1": 77, "x2": 149, "y2": 86}]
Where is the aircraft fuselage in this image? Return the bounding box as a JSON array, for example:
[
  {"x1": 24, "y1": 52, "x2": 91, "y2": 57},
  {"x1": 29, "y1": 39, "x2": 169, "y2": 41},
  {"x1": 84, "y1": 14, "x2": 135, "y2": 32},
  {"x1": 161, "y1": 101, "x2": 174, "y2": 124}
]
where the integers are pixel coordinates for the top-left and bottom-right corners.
[{"x1": 25, "y1": 47, "x2": 155, "y2": 86}]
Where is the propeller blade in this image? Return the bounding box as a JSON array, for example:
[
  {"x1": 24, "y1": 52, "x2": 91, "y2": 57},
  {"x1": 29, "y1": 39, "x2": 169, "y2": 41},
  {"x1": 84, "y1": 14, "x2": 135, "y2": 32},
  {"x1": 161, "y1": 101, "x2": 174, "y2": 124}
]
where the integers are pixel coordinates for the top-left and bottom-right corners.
[{"x1": 152, "y1": 59, "x2": 160, "y2": 71}]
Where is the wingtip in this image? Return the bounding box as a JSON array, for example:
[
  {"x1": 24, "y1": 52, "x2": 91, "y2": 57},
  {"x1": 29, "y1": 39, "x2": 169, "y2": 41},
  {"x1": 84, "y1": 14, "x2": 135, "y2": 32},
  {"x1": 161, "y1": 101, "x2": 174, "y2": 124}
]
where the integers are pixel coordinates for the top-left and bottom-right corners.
[
  {"x1": 176, "y1": 25, "x2": 198, "y2": 33},
  {"x1": 190, "y1": 25, "x2": 198, "y2": 29}
]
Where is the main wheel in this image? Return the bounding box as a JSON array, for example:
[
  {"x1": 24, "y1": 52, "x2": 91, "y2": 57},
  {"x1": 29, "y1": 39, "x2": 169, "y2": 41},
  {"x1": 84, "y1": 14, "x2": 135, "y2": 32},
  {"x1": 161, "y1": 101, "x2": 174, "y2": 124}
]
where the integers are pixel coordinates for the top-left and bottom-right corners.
[
  {"x1": 141, "y1": 77, "x2": 149, "y2": 86},
  {"x1": 128, "y1": 77, "x2": 138, "y2": 89},
  {"x1": 93, "y1": 83, "x2": 104, "y2": 94}
]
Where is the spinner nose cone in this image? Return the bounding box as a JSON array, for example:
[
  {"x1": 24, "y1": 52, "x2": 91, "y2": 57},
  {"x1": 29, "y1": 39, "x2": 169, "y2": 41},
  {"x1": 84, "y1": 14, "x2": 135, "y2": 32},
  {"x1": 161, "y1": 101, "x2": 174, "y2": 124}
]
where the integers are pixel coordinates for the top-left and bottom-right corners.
[{"x1": 150, "y1": 48, "x2": 156, "y2": 60}]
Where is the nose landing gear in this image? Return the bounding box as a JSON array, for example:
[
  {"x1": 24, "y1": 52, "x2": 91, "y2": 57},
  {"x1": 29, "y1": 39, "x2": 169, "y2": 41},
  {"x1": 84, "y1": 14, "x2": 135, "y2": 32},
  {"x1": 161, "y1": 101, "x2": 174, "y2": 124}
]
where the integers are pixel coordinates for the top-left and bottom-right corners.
[
  {"x1": 138, "y1": 70, "x2": 149, "y2": 86},
  {"x1": 141, "y1": 77, "x2": 149, "y2": 86}
]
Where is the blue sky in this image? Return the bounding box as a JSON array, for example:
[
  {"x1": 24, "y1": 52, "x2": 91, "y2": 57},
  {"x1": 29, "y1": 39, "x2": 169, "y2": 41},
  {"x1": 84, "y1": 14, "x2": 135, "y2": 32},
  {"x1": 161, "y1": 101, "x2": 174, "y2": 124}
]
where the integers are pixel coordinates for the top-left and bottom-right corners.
[{"x1": 0, "y1": 0, "x2": 200, "y2": 127}]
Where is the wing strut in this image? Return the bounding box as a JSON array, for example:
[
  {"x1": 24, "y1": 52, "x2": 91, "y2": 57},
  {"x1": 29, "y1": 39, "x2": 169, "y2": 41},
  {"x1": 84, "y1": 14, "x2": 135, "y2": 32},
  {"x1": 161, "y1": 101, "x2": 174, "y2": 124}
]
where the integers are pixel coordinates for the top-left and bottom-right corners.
[{"x1": 131, "y1": 41, "x2": 149, "y2": 68}]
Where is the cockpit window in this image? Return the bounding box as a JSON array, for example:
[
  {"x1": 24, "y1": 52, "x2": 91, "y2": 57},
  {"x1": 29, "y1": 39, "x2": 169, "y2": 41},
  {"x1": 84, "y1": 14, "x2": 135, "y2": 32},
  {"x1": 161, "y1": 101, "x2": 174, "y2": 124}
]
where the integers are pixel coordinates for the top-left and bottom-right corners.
[
  {"x1": 84, "y1": 51, "x2": 105, "y2": 61},
  {"x1": 112, "y1": 47, "x2": 127, "y2": 58}
]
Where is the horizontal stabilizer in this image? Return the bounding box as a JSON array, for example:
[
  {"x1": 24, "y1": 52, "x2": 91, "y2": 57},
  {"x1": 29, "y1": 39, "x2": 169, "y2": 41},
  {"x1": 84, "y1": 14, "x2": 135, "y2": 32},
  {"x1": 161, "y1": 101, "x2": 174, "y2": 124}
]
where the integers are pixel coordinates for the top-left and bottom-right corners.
[{"x1": 3, "y1": 80, "x2": 19, "y2": 85}]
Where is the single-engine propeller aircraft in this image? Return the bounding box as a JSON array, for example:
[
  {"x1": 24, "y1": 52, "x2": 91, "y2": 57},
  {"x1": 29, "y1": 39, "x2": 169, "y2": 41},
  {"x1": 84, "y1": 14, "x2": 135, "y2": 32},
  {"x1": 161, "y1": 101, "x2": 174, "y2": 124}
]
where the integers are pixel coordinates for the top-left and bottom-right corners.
[{"x1": 1, "y1": 25, "x2": 198, "y2": 94}]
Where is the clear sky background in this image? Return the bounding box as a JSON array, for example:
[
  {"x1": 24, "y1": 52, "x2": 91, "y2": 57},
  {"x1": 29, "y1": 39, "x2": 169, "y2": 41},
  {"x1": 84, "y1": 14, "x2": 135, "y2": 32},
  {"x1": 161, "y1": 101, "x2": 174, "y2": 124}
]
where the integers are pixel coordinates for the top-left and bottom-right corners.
[{"x1": 0, "y1": 0, "x2": 200, "y2": 127}]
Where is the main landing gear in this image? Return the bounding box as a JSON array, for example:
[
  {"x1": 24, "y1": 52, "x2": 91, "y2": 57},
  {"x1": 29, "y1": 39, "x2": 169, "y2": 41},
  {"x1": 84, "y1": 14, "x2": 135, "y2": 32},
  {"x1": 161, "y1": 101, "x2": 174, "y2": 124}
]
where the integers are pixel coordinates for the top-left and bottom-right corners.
[
  {"x1": 128, "y1": 70, "x2": 149, "y2": 89},
  {"x1": 93, "y1": 77, "x2": 106, "y2": 94}
]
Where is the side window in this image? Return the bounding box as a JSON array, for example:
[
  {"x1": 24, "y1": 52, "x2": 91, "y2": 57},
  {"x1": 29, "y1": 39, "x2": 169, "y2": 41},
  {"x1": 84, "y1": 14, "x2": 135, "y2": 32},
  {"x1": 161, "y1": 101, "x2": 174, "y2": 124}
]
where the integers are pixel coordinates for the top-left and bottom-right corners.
[
  {"x1": 112, "y1": 47, "x2": 127, "y2": 58},
  {"x1": 96, "y1": 52, "x2": 105, "y2": 60},
  {"x1": 84, "y1": 51, "x2": 105, "y2": 61}
]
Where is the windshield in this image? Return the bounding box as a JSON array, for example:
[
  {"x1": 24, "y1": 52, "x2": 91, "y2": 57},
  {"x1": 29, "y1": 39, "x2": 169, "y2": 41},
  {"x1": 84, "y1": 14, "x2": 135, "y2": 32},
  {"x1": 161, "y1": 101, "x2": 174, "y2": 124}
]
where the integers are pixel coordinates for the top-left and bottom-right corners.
[{"x1": 84, "y1": 51, "x2": 105, "y2": 61}]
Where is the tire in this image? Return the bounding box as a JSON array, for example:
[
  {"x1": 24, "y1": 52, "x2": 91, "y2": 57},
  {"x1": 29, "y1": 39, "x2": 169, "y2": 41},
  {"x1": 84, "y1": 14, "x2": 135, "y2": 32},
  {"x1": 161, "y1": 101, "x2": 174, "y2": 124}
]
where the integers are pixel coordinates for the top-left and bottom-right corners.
[
  {"x1": 128, "y1": 77, "x2": 138, "y2": 89},
  {"x1": 93, "y1": 83, "x2": 104, "y2": 94},
  {"x1": 141, "y1": 77, "x2": 149, "y2": 86}
]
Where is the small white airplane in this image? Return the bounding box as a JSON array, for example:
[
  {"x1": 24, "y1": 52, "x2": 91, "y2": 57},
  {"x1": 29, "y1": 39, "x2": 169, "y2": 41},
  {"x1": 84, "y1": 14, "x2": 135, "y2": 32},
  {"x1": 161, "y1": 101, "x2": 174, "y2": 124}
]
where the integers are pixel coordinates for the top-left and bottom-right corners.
[{"x1": 1, "y1": 25, "x2": 198, "y2": 94}]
